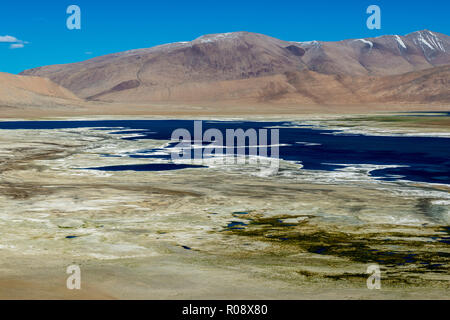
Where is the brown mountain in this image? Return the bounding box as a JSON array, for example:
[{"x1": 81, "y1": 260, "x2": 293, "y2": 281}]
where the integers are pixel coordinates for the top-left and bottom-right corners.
[
  {"x1": 0, "y1": 72, "x2": 80, "y2": 108},
  {"x1": 295, "y1": 30, "x2": 450, "y2": 76},
  {"x1": 19, "y1": 30, "x2": 450, "y2": 105},
  {"x1": 260, "y1": 65, "x2": 450, "y2": 105}
]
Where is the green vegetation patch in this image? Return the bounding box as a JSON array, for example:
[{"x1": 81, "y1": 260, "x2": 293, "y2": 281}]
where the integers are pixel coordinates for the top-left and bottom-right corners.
[{"x1": 223, "y1": 214, "x2": 450, "y2": 274}]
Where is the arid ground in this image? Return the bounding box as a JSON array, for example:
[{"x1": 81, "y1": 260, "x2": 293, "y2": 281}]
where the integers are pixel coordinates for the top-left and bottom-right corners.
[{"x1": 0, "y1": 110, "x2": 448, "y2": 299}]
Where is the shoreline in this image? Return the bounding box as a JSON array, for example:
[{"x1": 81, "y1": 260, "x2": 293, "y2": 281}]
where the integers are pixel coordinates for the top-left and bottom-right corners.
[{"x1": 1, "y1": 101, "x2": 450, "y2": 119}]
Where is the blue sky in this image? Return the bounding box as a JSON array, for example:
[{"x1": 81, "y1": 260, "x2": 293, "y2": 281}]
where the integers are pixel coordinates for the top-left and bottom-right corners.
[{"x1": 0, "y1": 0, "x2": 448, "y2": 74}]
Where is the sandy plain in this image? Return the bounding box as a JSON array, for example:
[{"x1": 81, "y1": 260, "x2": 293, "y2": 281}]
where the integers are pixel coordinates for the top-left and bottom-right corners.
[
  {"x1": 1, "y1": 100, "x2": 450, "y2": 119},
  {"x1": 0, "y1": 111, "x2": 449, "y2": 300}
]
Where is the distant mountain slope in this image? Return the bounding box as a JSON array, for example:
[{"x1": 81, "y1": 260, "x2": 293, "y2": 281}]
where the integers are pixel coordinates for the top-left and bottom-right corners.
[
  {"x1": 270, "y1": 65, "x2": 450, "y2": 105},
  {"x1": 20, "y1": 30, "x2": 450, "y2": 105},
  {"x1": 0, "y1": 72, "x2": 80, "y2": 108},
  {"x1": 296, "y1": 30, "x2": 450, "y2": 76},
  {"x1": 20, "y1": 32, "x2": 308, "y2": 100}
]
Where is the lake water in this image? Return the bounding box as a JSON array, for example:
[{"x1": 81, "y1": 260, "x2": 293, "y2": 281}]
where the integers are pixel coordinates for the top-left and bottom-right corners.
[{"x1": 0, "y1": 119, "x2": 449, "y2": 185}]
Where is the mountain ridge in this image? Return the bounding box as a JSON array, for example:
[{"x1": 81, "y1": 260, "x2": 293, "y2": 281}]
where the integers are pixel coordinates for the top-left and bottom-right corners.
[{"x1": 16, "y1": 29, "x2": 450, "y2": 105}]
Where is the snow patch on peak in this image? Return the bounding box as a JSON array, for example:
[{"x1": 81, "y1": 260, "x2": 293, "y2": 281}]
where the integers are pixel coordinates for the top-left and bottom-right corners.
[
  {"x1": 292, "y1": 40, "x2": 322, "y2": 49},
  {"x1": 195, "y1": 32, "x2": 242, "y2": 43},
  {"x1": 353, "y1": 39, "x2": 373, "y2": 49},
  {"x1": 412, "y1": 30, "x2": 446, "y2": 53},
  {"x1": 426, "y1": 31, "x2": 446, "y2": 51},
  {"x1": 291, "y1": 40, "x2": 321, "y2": 48},
  {"x1": 415, "y1": 33, "x2": 434, "y2": 50},
  {"x1": 296, "y1": 40, "x2": 319, "y2": 45},
  {"x1": 395, "y1": 35, "x2": 407, "y2": 49}
]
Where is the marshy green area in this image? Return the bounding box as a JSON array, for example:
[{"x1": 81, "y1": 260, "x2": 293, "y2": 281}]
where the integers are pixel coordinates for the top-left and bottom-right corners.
[
  {"x1": 339, "y1": 113, "x2": 450, "y2": 129},
  {"x1": 223, "y1": 212, "x2": 450, "y2": 285}
]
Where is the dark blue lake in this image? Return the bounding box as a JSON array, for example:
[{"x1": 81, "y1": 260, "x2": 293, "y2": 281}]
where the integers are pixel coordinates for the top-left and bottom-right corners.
[{"x1": 0, "y1": 119, "x2": 449, "y2": 185}]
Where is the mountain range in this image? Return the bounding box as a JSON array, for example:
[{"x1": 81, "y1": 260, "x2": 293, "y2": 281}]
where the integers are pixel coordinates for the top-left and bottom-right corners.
[{"x1": 4, "y1": 30, "x2": 450, "y2": 108}]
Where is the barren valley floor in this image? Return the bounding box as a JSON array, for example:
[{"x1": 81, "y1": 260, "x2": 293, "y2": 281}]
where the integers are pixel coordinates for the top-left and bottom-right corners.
[{"x1": 0, "y1": 114, "x2": 449, "y2": 299}]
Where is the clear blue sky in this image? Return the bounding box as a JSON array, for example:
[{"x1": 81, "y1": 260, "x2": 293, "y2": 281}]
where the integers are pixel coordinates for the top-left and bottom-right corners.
[{"x1": 0, "y1": 0, "x2": 448, "y2": 74}]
